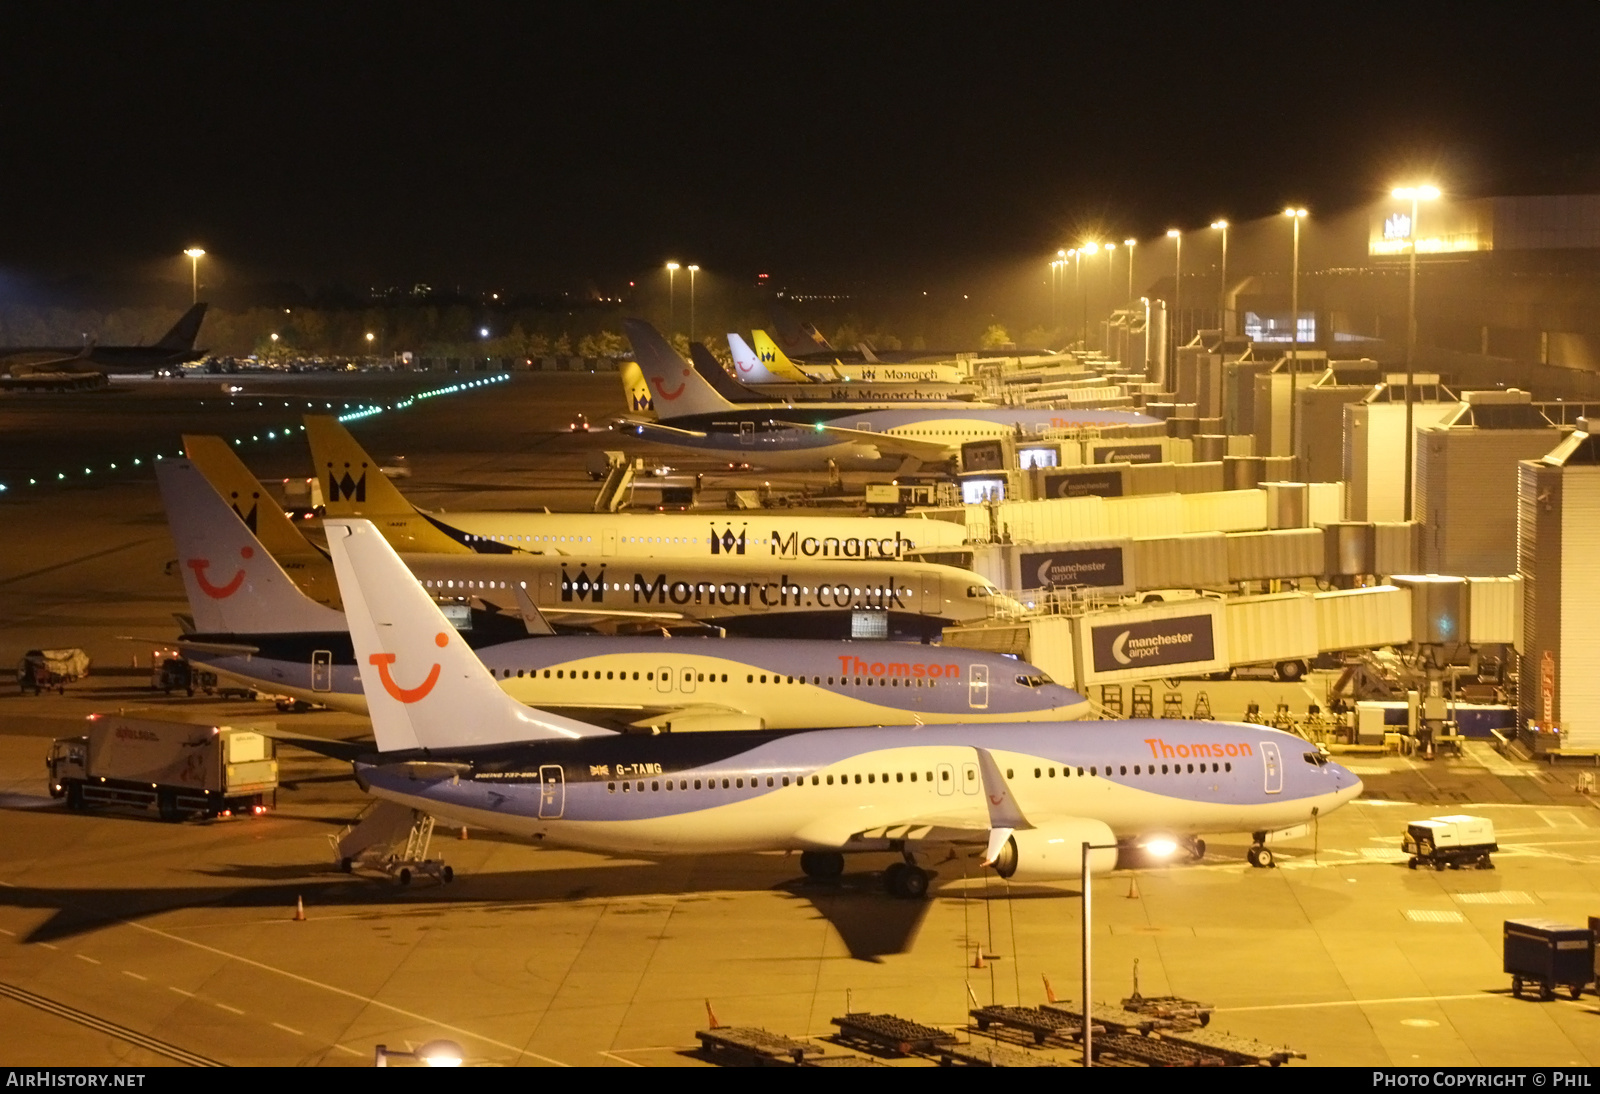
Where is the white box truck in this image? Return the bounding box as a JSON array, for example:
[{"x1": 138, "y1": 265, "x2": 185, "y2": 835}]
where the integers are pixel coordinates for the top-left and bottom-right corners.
[{"x1": 47, "y1": 713, "x2": 277, "y2": 821}]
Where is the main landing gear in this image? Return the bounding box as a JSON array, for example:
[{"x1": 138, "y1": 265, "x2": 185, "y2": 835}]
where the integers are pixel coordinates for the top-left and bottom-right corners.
[
  {"x1": 1246, "y1": 831, "x2": 1276, "y2": 869},
  {"x1": 883, "y1": 854, "x2": 931, "y2": 900},
  {"x1": 799, "y1": 851, "x2": 844, "y2": 879}
]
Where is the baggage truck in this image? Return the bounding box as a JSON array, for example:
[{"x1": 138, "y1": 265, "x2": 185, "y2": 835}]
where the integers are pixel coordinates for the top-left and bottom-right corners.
[
  {"x1": 46, "y1": 713, "x2": 277, "y2": 821},
  {"x1": 1401, "y1": 814, "x2": 1497, "y2": 870}
]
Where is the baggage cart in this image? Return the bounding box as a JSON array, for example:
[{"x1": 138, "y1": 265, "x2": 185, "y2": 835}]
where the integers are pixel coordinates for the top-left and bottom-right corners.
[
  {"x1": 1403, "y1": 815, "x2": 1497, "y2": 871},
  {"x1": 1504, "y1": 918, "x2": 1594, "y2": 1001}
]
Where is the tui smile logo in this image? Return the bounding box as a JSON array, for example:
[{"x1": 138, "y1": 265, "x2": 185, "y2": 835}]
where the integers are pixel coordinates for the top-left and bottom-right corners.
[
  {"x1": 187, "y1": 547, "x2": 252, "y2": 599},
  {"x1": 649, "y1": 368, "x2": 690, "y2": 401},
  {"x1": 367, "y1": 631, "x2": 448, "y2": 703}
]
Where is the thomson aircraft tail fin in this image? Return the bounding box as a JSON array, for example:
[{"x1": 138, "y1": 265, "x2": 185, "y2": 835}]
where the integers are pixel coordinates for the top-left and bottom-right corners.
[
  {"x1": 182, "y1": 434, "x2": 340, "y2": 607},
  {"x1": 749, "y1": 330, "x2": 820, "y2": 382},
  {"x1": 688, "y1": 343, "x2": 765, "y2": 403},
  {"x1": 326, "y1": 519, "x2": 614, "y2": 751},
  {"x1": 155, "y1": 459, "x2": 348, "y2": 635},
  {"x1": 156, "y1": 303, "x2": 208, "y2": 350},
  {"x1": 621, "y1": 318, "x2": 735, "y2": 418},
  {"x1": 727, "y1": 333, "x2": 788, "y2": 384}
]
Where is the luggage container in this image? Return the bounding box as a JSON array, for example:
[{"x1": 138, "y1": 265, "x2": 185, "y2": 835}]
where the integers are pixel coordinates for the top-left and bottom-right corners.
[
  {"x1": 1503, "y1": 919, "x2": 1594, "y2": 1000},
  {"x1": 1402, "y1": 814, "x2": 1497, "y2": 870}
]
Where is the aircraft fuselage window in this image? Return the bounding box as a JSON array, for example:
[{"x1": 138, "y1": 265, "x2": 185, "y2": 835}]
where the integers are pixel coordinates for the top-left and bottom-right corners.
[
  {"x1": 608, "y1": 782, "x2": 616, "y2": 793},
  {"x1": 853, "y1": 774, "x2": 861, "y2": 784},
  {"x1": 899, "y1": 772, "x2": 906, "y2": 782},
  {"x1": 1162, "y1": 765, "x2": 1169, "y2": 774},
  {"x1": 910, "y1": 772, "x2": 917, "y2": 782},
  {"x1": 1090, "y1": 767, "x2": 1097, "y2": 776},
  {"x1": 694, "y1": 779, "x2": 702, "y2": 789},
  {"x1": 812, "y1": 776, "x2": 820, "y2": 785},
  {"x1": 1225, "y1": 763, "x2": 1232, "y2": 772},
  {"x1": 1077, "y1": 767, "x2": 1085, "y2": 777},
  {"x1": 826, "y1": 775, "x2": 834, "y2": 785},
  {"x1": 781, "y1": 776, "x2": 789, "y2": 787},
  {"x1": 736, "y1": 778, "x2": 743, "y2": 788},
  {"x1": 1120, "y1": 766, "x2": 1126, "y2": 775},
  {"x1": 941, "y1": 770, "x2": 949, "y2": 782},
  {"x1": 651, "y1": 781, "x2": 659, "y2": 792},
  {"x1": 636, "y1": 781, "x2": 644, "y2": 792}
]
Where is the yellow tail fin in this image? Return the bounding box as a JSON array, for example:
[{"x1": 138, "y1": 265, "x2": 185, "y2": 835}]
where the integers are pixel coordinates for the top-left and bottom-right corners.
[
  {"x1": 302, "y1": 415, "x2": 470, "y2": 554},
  {"x1": 749, "y1": 329, "x2": 818, "y2": 382}
]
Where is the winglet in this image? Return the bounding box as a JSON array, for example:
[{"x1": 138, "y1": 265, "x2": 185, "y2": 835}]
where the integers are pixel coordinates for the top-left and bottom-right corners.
[
  {"x1": 325, "y1": 518, "x2": 613, "y2": 751},
  {"x1": 975, "y1": 747, "x2": 1030, "y2": 830}
]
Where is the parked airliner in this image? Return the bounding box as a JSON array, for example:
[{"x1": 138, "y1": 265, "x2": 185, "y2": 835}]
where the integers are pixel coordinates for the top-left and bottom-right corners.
[
  {"x1": 305, "y1": 414, "x2": 970, "y2": 555},
  {"x1": 620, "y1": 320, "x2": 1156, "y2": 468},
  {"x1": 323, "y1": 516, "x2": 1363, "y2": 896},
  {"x1": 152, "y1": 459, "x2": 1087, "y2": 726}
]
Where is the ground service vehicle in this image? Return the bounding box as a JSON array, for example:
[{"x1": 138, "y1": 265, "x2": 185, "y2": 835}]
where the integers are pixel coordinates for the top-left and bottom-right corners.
[
  {"x1": 47, "y1": 713, "x2": 277, "y2": 821},
  {"x1": 1403, "y1": 814, "x2": 1498, "y2": 870}
]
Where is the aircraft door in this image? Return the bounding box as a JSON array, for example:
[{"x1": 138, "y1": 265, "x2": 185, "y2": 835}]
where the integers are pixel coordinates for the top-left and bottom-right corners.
[
  {"x1": 961, "y1": 761, "x2": 980, "y2": 795},
  {"x1": 968, "y1": 664, "x2": 990, "y2": 710},
  {"x1": 680, "y1": 667, "x2": 697, "y2": 694},
  {"x1": 311, "y1": 650, "x2": 332, "y2": 693},
  {"x1": 537, "y1": 765, "x2": 565, "y2": 818},
  {"x1": 537, "y1": 570, "x2": 558, "y2": 606},
  {"x1": 937, "y1": 762, "x2": 955, "y2": 796},
  {"x1": 656, "y1": 667, "x2": 673, "y2": 694},
  {"x1": 856, "y1": 421, "x2": 873, "y2": 432},
  {"x1": 919, "y1": 571, "x2": 942, "y2": 616},
  {"x1": 1261, "y1": 741, "x2": 1283, "y2": 794},
  {"x1": 602, "y1": 529, "x2": 617, "y2": 556},
  {"x1": 739, "y1": 421, "x2": 755, "y2": 445}
]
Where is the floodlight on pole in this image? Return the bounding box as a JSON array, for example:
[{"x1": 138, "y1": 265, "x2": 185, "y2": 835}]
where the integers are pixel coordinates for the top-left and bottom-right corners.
[
  {"x1": 183, "y1": 248, "x2": 205, "y2": 304},
  {"x1": 1124, "y1": 239, "x2": 1136, "y2": 301},
  {"x1": 665, "y1": 262, "x2": 680, "y2": 331},
  {"x1": 686, "y1": 265, "x2": 700, "y2": 342},
  {"x1": 1282, "y1": 208, "x2": 1309, "y2": 464},
  {"x1": 1210, "y1": 220, "x2": 1229, "y2": 336},
  {"x1": 1391, "y1": 185, "x2": 1440, "y2": 521},
  {"x1": 1166, "y1": 229, "x2": 1182, "y2": 362}
]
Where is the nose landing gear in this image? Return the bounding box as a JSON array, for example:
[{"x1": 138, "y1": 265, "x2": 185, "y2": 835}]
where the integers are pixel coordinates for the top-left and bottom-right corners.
[{"x1": 1246, "y1": 831, "x2": 1276, "y2": 868}]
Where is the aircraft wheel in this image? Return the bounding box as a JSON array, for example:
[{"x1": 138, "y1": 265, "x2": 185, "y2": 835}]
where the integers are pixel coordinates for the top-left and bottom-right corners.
[
  {"x1": 894, "y1": 866, "x2": 930, "y2": 900},
  {"x1": 1248, "y1": 846, "x2": 1275, "y2": 869},
  {"x1": 398, "y1": 868, "x2": 412, "y2": 887},
  {"x1": 883, "y1": 862, "x2": 907, "y2": 894},
  {"x1": 800, "y1": 851, "x2": 844, "y2": 879},
  {"x1": 442, "y1": 866, "x2": 454, "y2": 884}
]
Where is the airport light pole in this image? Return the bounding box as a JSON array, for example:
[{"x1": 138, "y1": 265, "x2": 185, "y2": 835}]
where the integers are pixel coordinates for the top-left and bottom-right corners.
[
  {"x1": 184, "y1": 248, "x2": 205, "y2": 304},
  {"x1": 1079, "y1": 242, "x2": 1098, "y2": 348},
  {"x1": 1068, "y1": 250, "x2": 1079, "y2": 348},
  {"x1": 1283, "y1": 207, "x2": 1308, "y2": 461},
  {"x1": 365, "y1": 331, "x2": 375, "y2": 359},
  {"x1": 1210, "y1": 220, "x2": 1229, "y2": 336},
  {"x1": 1102, "y1": 243, "x2": 1117, "y2": 348},
  {"x1": 1166, "y1": 228, "x2": 1182, "y2": 362},
  {"x1": 665, "y1": 262, "x2": 680, "y2": 332},
  {"x1": 1393, "y1": 185, "x2": 1440, "y2": 522},
  {"x1": 687, "y1": 264, "x2": 700, "y2": 342},
  {"x1": 1124, "y1": 239, "x2": 1136, "y2": 303}
]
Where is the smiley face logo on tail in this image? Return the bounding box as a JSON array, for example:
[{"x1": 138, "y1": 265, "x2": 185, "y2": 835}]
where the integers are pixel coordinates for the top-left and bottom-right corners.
[
  {"x1": 368, "y1": 631, "x2": 449, "y2": 703},
  {"x1": 649, "y1": 367, "x2": 691, "y2": 401},
  {"x1": 186, "y1": 547, "x2": 253, "y2": 599}
]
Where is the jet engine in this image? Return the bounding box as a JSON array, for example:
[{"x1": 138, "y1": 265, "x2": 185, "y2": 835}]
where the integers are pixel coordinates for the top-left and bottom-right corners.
[{"x1": 989, "y1": 819, "x2": 1117, "y2": 882}]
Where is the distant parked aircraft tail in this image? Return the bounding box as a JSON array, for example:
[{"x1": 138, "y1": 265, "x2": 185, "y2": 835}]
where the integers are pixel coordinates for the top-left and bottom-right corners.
[
  {"x1": 621, "y1": 319, "x2": 735, "y2": 418},
  {"x1": 156, "y1": 303, "x2": 208, "y2": 350}
]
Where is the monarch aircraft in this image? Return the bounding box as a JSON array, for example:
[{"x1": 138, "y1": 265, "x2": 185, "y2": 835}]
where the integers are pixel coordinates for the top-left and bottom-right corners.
[
  {"x1": 303, "y1": 414, "x2": 969, "y2": 557},
  {"x1": 619, "y1": 319, "x2": 1157, "y2": 468},
  {"x1": 748, "y1": 329, "x2": 969, "y2": 387},
  {"x1": 702, "y1": 341, "x2": 981, "y2": 403},
  {"x1": 186, "y1": 434, "x2": 1008, "y2": 639},
  {"x1": 321, "y1": 515, "x2": 1363, "y2": 897},
  {"x1": 148, "y1": 459, "x2": 1088, "y2": 727}
]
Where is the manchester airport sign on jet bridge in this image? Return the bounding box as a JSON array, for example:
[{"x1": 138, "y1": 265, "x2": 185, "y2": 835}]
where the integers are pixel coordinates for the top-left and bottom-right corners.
[{"x1": 1076, "y1": 598, "x2": 1229, "y2": 685}]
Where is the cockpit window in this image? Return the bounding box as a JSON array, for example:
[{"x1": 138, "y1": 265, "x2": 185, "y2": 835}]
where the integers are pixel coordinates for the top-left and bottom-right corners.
[
  {"x1": 966, "y1": 586, "x2": 994, "y2": 598},
  {"x1": 1014, "y1": 673, "x2": 1053, "y2": 688},
  {"x1": 1303, "y1": 751, "x2": 1329, "y2": 766}
]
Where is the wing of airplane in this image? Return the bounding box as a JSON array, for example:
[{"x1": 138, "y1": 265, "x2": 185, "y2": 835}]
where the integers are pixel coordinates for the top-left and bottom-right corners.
[
  {"x1": 1, "y1": 345, "x2": 99, "y2": 377},
  {"x1": 116, "y1": 635, "x2": 263, "y2": 657},
  {"x1": 809, "y1": 424, "x2": 954, "y2": 463}
]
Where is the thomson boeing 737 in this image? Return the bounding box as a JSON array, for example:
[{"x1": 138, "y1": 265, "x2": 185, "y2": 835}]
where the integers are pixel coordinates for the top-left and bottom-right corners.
[{"x1": 320, "y1": 515, "x2": 1363, "y2": 896}]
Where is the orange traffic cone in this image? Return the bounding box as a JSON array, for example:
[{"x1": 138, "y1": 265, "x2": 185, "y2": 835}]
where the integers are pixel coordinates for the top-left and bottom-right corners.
[
  {"x1": 971, "y1": 945, "x2": 986, "y2": 969},
  {"x1": 1126, "y1": 876, "x2": 1140, "y2": 899},
  {"x1": 459, "y1": 826, "x2": 469, "y2": 840},
  {"x1": 293, "y1": 894, "x2": 306, "y2": 921},
  {"x1": 704, "y1": 999, "x2": 721, "y2": 1029}
]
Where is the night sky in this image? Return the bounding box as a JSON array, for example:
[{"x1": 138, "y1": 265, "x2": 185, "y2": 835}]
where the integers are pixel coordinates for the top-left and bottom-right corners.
[{"x1": 5, "y1": 4, "x2": 1600, "y2": 297}]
